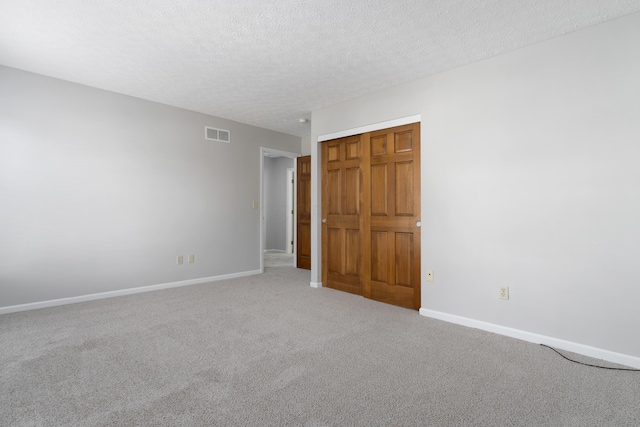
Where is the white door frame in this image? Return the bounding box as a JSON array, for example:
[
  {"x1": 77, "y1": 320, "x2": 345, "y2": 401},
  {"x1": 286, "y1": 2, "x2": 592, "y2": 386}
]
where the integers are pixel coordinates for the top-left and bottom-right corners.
[
  {"x1": 260, "y1": 147, "x2": 300, "y2": 273},
  {"x1": 286, "y1": 168, "x2": 295, "y2": 254}
]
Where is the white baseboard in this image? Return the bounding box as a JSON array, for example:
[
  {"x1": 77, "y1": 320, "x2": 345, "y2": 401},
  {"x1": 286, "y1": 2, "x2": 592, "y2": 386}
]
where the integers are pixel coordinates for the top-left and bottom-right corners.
[
  {"x1": 310, "y1": 281, "x2": 323, "y2": 288},
  {"x1": 419, "y1": 308, "x2": 640, "y2": 369},
  {"x1": 0, "y1": 269, "x2": 262, "y2": 315}
]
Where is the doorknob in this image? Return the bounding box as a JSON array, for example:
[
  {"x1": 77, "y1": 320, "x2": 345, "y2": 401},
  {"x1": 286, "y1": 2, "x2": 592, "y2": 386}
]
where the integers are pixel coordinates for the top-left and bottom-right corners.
[
  {"x1": 322, "y1": 218, "x2": 327, "y2": 223},
  {"x1": 416, "y1": 221, "x2": 422, "y2": 228}
]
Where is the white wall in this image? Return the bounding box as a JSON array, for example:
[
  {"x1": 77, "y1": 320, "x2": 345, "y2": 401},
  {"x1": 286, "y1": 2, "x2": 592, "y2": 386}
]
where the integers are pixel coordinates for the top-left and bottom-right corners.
[
  {"x1": 264, "y1": 156, "x2": 294, "y2": 251},
  {"x1": 309, "y1": 12, "x2": 640, "y2": 359},
  {"x1": 301, "y1": 135, "x2": 311, "y2": 156},
  {"x1": 0, "y1": 66, "x2": 301, "y2": 308}
]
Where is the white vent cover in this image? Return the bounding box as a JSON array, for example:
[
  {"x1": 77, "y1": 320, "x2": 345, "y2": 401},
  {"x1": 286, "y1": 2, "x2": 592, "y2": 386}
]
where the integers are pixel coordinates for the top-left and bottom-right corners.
[{"x1": 205, "y1": 126, "x2": 230, "y2": 143}]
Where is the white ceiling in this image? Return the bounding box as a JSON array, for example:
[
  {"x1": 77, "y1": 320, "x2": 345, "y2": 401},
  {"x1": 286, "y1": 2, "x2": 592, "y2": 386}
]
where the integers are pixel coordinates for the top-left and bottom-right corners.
[{"x1": 2, "y1": 1, "x2": 639, "y2": 137}]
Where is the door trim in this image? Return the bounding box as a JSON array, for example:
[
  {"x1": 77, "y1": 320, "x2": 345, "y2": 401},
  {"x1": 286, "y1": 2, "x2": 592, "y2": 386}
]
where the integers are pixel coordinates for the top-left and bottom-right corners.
[
  {"x1": 318, "y1": 114, "x2": 421, "y2": 142},
  {"x1": 286, "y1": 168, "x2": 295, "y2": 255}
]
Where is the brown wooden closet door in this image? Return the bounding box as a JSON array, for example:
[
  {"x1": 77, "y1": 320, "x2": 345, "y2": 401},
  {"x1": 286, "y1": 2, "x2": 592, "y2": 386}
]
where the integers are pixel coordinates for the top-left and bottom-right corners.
[
  {"x1": 321, "y1": 123, "x2": 420, "y2": 310},
  {"x1": 296, "y1": 156, "x2": 311, "y2": 270},
  {"x1": 322, "y1": 135, "x2": 363, "y2": 295},
  {"x1": 364, "y1": 123, "x2": 421, "y2": 309}
]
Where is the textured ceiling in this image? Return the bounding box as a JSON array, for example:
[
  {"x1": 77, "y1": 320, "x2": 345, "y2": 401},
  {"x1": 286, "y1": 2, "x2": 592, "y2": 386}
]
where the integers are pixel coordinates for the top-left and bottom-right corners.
[{"x1": 2, "y1": 1, "x2": 640, "y2": 137}]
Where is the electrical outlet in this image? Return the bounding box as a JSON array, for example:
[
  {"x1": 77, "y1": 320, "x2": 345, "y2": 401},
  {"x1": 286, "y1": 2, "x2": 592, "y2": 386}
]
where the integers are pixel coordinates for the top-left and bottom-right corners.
[
  {"x1": 176, "y1": 255, "x2": 183, "y2": 265},
  {"x1": 426, "y1": 270, "x2": 434, "y2": 282},
  {"x1": 188, "y1": 254, "x2": 194, "y2": 263},
  {"x1": 499, "y1": 286, "x2": 509, "y2": 300}
]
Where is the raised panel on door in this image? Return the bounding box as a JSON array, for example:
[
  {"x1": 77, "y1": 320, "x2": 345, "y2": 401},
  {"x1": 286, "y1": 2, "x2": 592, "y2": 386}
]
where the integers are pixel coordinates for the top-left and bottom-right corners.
[
  {"x1": 370, "y1": 231, "x2": 388, "y2": 283},
  {"x1": 345, "y1": 167, "x2": 360, "y2": 215},
  {"x1": 322, "y1": 135, "x2": 363, "y2": 296},
  {"x1": 296, "y1": 155, "x2": 311, "y2": 270},
  {"x1": 297, "y1": 223, "x2": 311, "y2": 256},
  {"x1": 327, "y1": 169, "x2": 342, "y2": 215},
  {"x1": 327, "y1": 227, "x2": 343, "y2": 275},
  {"x1": 344, "y1": 229, "x2": 361, "y2": 277},
  {"x1": 394, "y1": 232, "x2": 414, "y2": 288},
  {"x1": 370, "y1": 164, "x2": 388, "y2": 216},
  {"x1": 368, "y1": 227, "x2": 418, "y2": 308},
  {"x1": 371, "y1": 134, "x2": 388, "y2": 157},
  {"x1": 395, "y1": 161, "x2": 414, "y2": 216}
]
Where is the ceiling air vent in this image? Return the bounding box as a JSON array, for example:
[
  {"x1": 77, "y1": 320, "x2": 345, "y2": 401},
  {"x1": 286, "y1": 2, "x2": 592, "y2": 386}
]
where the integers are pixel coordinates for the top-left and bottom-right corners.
[{"x1": 205, "y1": 126, "x2": 231, "y2": 143}]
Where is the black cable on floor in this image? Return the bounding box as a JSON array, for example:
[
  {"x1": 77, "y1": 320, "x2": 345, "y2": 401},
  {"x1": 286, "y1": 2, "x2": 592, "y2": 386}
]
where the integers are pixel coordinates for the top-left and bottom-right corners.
[{"x1": 540, "y1": 344, "x2": 640, "y2": 372}]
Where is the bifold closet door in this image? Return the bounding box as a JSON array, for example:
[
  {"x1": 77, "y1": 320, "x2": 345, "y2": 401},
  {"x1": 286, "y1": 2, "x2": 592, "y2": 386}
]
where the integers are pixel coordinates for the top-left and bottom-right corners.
[
  {"x1": 363, "y1": 123, "x2": 421, "y2": 310},
  {"x1": 321, "y1": 135, "x2": 364, "y2": 295},
  {"x1": 322, "y1": 123, "x2": 420, "y2": 310}
]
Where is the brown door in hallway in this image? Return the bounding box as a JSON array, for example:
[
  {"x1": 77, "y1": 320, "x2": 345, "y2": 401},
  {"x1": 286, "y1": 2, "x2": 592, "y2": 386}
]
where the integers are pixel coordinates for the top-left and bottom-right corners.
[
  {"x1": 296, "y1": 155, "x2": 311, "y2": 270},
  {"x1": 322, "y1": 123, "x2": 420, "y2": 310}
]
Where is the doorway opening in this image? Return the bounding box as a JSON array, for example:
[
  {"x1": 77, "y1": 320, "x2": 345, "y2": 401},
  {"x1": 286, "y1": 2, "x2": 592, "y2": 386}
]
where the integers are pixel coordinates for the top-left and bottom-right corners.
[{"x1": 260, "y1": 147, "x2": 300, "y2": 272}]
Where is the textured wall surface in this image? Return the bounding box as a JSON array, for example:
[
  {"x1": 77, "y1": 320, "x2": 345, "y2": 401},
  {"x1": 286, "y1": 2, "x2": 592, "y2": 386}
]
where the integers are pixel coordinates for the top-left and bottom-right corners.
[{"x1": 2, "y1": 1, "x2": 640, "y2": 136}]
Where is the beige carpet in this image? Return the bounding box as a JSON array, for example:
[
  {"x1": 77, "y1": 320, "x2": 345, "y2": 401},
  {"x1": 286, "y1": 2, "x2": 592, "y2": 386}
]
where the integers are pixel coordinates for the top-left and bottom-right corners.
[
  {"x1": 1, "y1": 268, "x2": 639, "y2": 426},
  {"x1": 264, "y1": 251, "x2": 294, "y2": 268}
]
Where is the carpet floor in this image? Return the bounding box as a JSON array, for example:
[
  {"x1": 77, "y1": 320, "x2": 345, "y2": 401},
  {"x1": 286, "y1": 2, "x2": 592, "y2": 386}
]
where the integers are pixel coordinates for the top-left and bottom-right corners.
[
  {"x1": 1, "y1": 267, "x2": 639, "y2": 426},
  {"x1": 264, "y1": 251, "x2": 294, "y2": 268}
]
